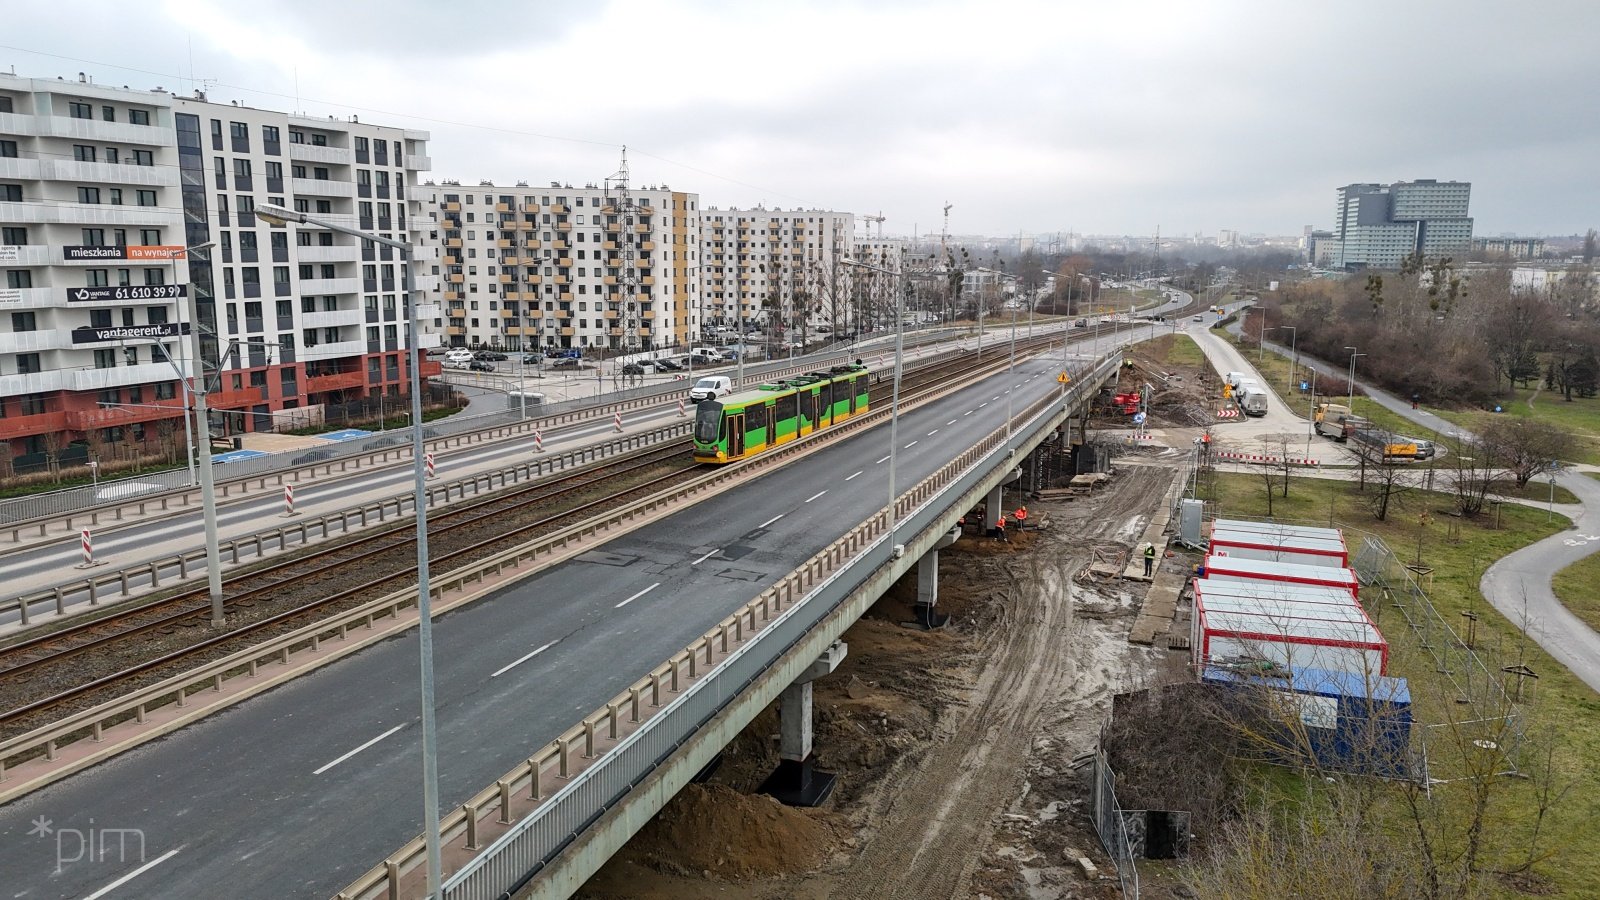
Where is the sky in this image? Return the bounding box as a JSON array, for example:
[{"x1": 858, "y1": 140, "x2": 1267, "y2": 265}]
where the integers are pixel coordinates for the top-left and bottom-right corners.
[{"x1": 5, "y1": 0, "x2": 1598, "y2": 240}]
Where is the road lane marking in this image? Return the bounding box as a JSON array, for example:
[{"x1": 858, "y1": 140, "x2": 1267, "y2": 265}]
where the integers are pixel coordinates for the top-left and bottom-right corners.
[
  {"x1": 315, "y1": 724, "x2": 405, "y2": 775},
  {"x1": 979, "y1": 403, "x2": 988, "y2": 408},
  {"x1": 692, "y1": 548, "x2": 720, "y2": 565},
  {"x1": 876, "y1": 455, "x2": 891, "y2": 464},
  {"x1": 947, "y1": 419, "x2": 956, "y2": 425},
  {"x1": 845, "y1": 471, "x2": 863, "y2": 481},
  {"x1": 904, "y1": 440, "x2": 918, "y2": 449},
  {"x1": 760, "y1": 514, "x2": 785, "y2": 528},
  {"x1": 84, "y1": 848, "x2": 182, "y2": 900},
  {"x1": 491, "y1": 640, "x2": 560, "y2": 677},
  {"x1": 615, "y1": 581, "x2": 662, "y2": 609},
  {"x1": 993, "y1": 395, "x2": 1001, "y2": 401},
  {"x1": 964, "y1": 410, "x2": 974, "y2": 416},
  {"x1": 928, "y1": 429, "x2": 939, "y2": 436},
  {"x1": 805, "y1": 491, "x2": 828, "y2": 503}
]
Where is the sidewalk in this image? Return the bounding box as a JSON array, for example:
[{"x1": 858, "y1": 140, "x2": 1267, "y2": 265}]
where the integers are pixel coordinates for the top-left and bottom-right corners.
[{"x1": 1257, "y1": 329, "x2": 1600, "y2": 694}]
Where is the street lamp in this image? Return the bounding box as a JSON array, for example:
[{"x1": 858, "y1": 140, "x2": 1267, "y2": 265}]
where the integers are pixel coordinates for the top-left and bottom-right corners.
[
  {"x1": 1344, "y1": 346, "x2": 1366, "y2": 408},
  {"x1": 165, "y1": 241, "x2": 224, "y2": 628},
  {"x1": 1278, "y1": 325, "x2": 1298, "y2": 386},
  {"x1": 255, "y1": 202, "x2": 444, "y2": 899},
  {"x1": 841, "y1": 256, "x2": 906, "y2": 552}
]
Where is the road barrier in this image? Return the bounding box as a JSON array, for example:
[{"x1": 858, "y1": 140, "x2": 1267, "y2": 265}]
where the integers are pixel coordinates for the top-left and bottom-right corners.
[
  {"x1": 1214, "y1": 451, "x2": 1319, "y2": 466},
  {"x1": 612, "y1": 411, "x2": 623, "y2": 434},
  {"x1": 425, "y1": 452, "x2": 437, "y2": 479},
  {"x1": 283, "y1": 485, "x2": 298, "y2": 518},
  {"x1": 77, "y1": 529, "x2": 95, "y2": 569},
  {"x1": 534, "y1": 431, "x2": 544, "y2": 454}
]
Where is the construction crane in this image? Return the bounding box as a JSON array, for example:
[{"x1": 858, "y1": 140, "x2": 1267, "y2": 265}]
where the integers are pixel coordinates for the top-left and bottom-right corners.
[
  {"x1": 604, "y1": 147, "x2": 642, "y2": 353},
  {"x1": 862, "y1": 211, "x2": 886, "y2": 240}
]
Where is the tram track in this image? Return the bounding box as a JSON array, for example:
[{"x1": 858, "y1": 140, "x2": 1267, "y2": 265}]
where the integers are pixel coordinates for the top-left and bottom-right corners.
[{"x1": 0, "y1": 328, "x2": 1120, "y2": 738}]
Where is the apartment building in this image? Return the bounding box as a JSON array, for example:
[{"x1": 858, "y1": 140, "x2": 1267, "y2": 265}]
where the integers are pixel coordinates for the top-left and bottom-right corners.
[
  {"x1": 1332, "y1": 179, "x2": 1473, "y2": 269},
  {"x1": 414, "y1": 180, "x2": 699, "y2": 352},
  {"x1": 698, "y1": 207, "x2": 856, "y2": 335},
  {"x1": 0, "y1": 73, "x2": 438, "y2": 464}
]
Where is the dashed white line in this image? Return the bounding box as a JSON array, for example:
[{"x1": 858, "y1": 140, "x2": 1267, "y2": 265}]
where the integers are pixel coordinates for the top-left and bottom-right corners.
[
  {"x1": 964, "y1": 410, "x2": 974, "y2": 416},
  {"x1": 993, "y1": 395, "x2": 1001, "y2": 401},
  {"x1": 904, "y1": 440, "x2": 919, "y2": 449},
  {"x1": 979, "y1": 403, "x2": 988, "y2": 408},
  {"x1": 805, "y1": 490, "x2": 828, "y2": 503},
  {"x1": 315, "y1": 724, "x2": 405, "y2": 775},
  {"x1": 83, "y1": 848, "x2": 183, "y2": 900},
  {"x1": 927, "y1": 429, "x2": 939, "y2": 436},
  {"x1": 491, "y1": 640, "x2": 560, "y2": 677},
  {"x1": 759, "y1": 514, "x2": 785, "y2": 528},
  {"x1": 946, "y1": 419, "x2": 956, "y2": 425},
  {"x1": 876, "y1": 455, "x2": 891, "y2": 464},
  {"x1": 845, "y1": 471, "x2": 863, "y2": 481},
  {"x1": 692, "y1": 548, "x2": 720, "y2": 565},
  {"x1": 615, "y1": 581, "x2": 662, "y2": 609}
]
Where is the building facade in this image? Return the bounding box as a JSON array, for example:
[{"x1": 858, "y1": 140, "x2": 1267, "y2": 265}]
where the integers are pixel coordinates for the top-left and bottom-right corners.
[
  {"x1": 1332, "y1": 179, "x2": 1473, "y2": 270},
  {"x1": 0, "y1": 73, "x2": 438, "y2": 465},
  {"x1": 414, "y1": 180, "x2": 699, "y2": 352},
  {"x1": 698, "y1": 207, "x2": 856, "y2": 336},
  {"x1": 1473, "y1": 236, "x2": 1546, "y2": 260}
]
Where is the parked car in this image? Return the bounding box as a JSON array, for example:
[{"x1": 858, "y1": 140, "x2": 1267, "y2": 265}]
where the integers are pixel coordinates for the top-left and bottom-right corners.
[
  {"x1": 1409, "y1": 439, "x2": 1436, "y2": 460},
  {"x1": 548, "y1": 357, "x2": 582, "y2": 369},
  {"x1": 473, "y1": 350, "x2": 508, "y2": 362},
  {"x1": 445, "y1": 348, "x2": 474, "y2": 364},
  {"x1": 293, "y1": 447, "x2": 339, "y2": 465},
  {"x1": 521, "y1": 354, "x2": 544, "y2": 365},
  {"x1": 621, "y1": 363, "x2": 647, "y2": 375},
  {"x1": 650, "y1": 358, "x2": 682, "y2": 372},
  {"x1": 444, "y1": 359, "x2": 471, "y2": 370},
  {"x1": 467, "y1": 360, "x2": 496, "y2": 372}
]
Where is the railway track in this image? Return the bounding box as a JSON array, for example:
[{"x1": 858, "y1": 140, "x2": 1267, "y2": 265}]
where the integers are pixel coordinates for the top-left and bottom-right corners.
[{"x1": 0, "y1": 340, "x2": 1048, "y2": 736}]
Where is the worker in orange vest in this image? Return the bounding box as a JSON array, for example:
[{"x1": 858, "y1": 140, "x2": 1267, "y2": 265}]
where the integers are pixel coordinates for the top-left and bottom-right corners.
[
  {"x1": 995, "y1": 515, "x2": 1008, "y2": 542},
  {"x1": 1013, "y1": 506, "x2": 1029, "y2": 527}
]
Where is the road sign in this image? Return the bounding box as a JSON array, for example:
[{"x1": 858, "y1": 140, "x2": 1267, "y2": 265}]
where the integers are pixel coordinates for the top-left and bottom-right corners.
[{"x1": 1056, "y1": 372, "x2": 1070, "y2": 384}]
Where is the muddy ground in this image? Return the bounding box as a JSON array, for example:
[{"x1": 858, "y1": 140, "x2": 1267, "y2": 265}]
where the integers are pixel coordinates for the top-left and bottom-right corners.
[{"x1": 578, "y1": 464, "x2": 1191, "y2": 900}]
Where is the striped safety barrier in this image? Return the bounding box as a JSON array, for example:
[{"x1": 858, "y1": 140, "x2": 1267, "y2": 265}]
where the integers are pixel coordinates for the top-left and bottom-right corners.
[
  {"x1": 534, "y1": 431, "x2": 544, "y2": 454},
  {"x1": 1215, "y1": 452, "x2": 1320, "y2": 466},
  {"x1": 283, "y1": 484, "x2": 298, "y2": 517},
  {"x1": 425, "y1": 452, "x2": 437, "y2": 479},
  {"x1": 79, "y1": 528, "x2": 94, "y2": 568},
  {"x1": 613, "y1": 411, "x2": 623, "y2": 433},
  {"x1": 1215, "y1": 408, "x2": 1240, "y2": 419}
]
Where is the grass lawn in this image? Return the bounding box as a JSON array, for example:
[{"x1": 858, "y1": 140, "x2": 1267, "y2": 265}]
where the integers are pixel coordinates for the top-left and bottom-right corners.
[
  {"x1": 1144, "y1": 334, "x2": 1207, "y2": 369},
  {"x1": 1203, "y1": 472, "x2": 1600, "y2": 896},
  {"x1": 1428, "y1": 388, "x2": 1600, "y2": 467},
  {"x1": 1552, "y1": 553, "x2": 1600, "y2": 637}
]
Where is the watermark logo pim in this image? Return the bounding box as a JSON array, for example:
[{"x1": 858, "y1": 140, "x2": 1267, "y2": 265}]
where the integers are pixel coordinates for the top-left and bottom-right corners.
[{"x1": 28, "y1": 816, "x2": 146, "y2": 874}]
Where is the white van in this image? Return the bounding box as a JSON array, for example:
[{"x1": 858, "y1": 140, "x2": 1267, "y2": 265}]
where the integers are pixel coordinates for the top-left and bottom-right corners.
[
  {"x1": 689, "y1": 375, "x2": 733, "y2": 403},
  {"x1": 688, "y1": 347, "x2": 724, "y2": 365}
]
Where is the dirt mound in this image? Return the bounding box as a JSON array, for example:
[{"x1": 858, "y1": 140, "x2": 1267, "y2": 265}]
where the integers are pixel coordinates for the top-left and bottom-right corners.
[{"x1": 615, "y1": 783, "x2": 842, "y2": 881}]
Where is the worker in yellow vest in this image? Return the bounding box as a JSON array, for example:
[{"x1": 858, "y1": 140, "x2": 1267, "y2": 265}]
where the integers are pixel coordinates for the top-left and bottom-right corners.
[{"x1": 1143, "y1": 543, "x2": 1157, "y2": 577}]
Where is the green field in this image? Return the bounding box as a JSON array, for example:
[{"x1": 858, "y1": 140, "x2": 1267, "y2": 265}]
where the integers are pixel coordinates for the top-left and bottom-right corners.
[
  {"x1": 1201, "y1": 473, "x2": 1600, "y2": 896},
  {"x1": 1429, "y1": 388, "x2": 1600, "y2": 466},
  {"x1": 1552, "y1": 553, "x2": 1600, "y2": 637}
]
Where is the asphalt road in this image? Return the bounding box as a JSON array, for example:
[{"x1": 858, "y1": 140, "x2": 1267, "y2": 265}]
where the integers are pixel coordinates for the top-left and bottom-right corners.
[{"x1": 0, "y1": 351, "x2": 1094, "y2": 899}]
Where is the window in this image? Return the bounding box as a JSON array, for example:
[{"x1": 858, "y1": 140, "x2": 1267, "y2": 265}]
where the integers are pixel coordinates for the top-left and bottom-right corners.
[
  {"x1": 234, "y1": 158, "x2": 251, "y2": 177},
  {"x1": 137, "y1": 189, "x2": 156, "y2": 207},
  {"x1": 289, "y1": 129, "x2": 305, "y2": 144},
  {"x1": 139, "y1": 228, "x2": 160, "y2": 245},
  {"x1": 69, "y1": 101, "x2": 92, "y2": 119},
  {"x1": 311, "y1": 133, "x2": 327, "y2": 146},
  {"x1": 0, "y1": 140, "x2": 14, "y2": 158},
  {"x1": 262, "y1": 125, "x2": 279, "y2": 142},
  {"x1": 147, "y1": 306, "x2": 168, "y2": 324},
  {"x1": 264, "y1": 160, "x2": 281, "y2": 179},
  {"x1": 101, "y1": 105, "x2": 115, "y2": 122},
  {"x1": 132, "y1": 149, "x2": 152, "y2": 166},
  {"x1": 0, "y1": 184, "x2": 20, "y2": 202},
  {"x1": 155, "y1": 382, "x2": 175, "y2": 400},
  {"x1": 316, "y1": 200, "x2": 331, "y2": 214},
  {"x1": 238, "y1": 231, "x2": 257, "y2": 252},
  {"x1": 230, "y1": 121, "x2": 248, "y2": 139},
  {"x1": 2, "y1": 226, "x2": 28, "y2": 245},
  {"x1": 16, "y1": 354, "x2": 41, "y2": 374},
  {"x1": 242, "y1": 267, "x2": 260, "y2": 285},
  {"x1": 274, "y1": 266, "x2": 290, "y2": 284},
  {"x1": 103, "y1": 147, "x2": 118, "y2": 163},
  {"x1": 354, "y1": 137, "x2": 368, "y2": 152},
  {"x1": 86, "y1": 269, "x2": 109, "y2": 287},
  {"x1": 77, "y1": 186, "x2": 100, "y2": 204},
  {"x1": 144, "y1": 268, "x2": 164, "y2": 285},
  {"x1": 81, "y1": 228, "x2": 106, "y2": 246},
  {"x1": 94, "y1": 349, "x2": 117, "y2": 369},
  {"x1": 291, "y1": 164, "x2": 307, "y2": 179},
  {"x1": 73, "y1": 144, "x2": 96, "y2": 162},
  {"x1": 7, "y1": 270, "x2": 32, "y2": 289},
  {"x1": 107, "y1": 188, "x2": 122, "y2": 205},
  {"x1": 11, "y1": 311, "x2": 36, "y2": 332},
  {"x1": 129, "y1": 108, "x2": 149, "y2": 126},
  {"x1": 124, "y1": 346, "x2": 139, "y2": 366}
]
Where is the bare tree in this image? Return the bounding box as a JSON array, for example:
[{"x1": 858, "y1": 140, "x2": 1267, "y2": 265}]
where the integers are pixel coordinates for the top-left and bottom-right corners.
[
  {"x1": 1449, "y1": 433, "x2": 1501, "y2": 518},
  {"x1": 1480, "y1": 418, "x2": 1574, "y2": 488},
  {"x1": 1347, "y1": 430, "x2": 1416, "y2": 521}
]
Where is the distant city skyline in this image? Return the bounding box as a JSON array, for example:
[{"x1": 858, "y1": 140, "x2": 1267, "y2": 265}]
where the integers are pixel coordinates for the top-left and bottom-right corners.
[{"x1": 3, "y1": 0, "x2": 1598, "y2": 237}]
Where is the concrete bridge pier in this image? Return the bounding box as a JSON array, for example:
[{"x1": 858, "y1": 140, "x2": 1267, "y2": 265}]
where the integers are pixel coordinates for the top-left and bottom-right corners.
[
  {"x1": 910, "y1": 526, "x2": 963, "y2": 629},
  {"x1": 983, "y1": 466, "x2": 1024, "y2": 536},
  {"x1": 760, "y1": 640, "x2": 848, "y2": 807}
]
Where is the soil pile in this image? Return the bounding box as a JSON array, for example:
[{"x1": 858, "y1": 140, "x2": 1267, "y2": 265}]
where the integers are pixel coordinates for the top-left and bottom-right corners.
[{"x1": 614, "y1": 783, "x2": 842, "y2": 880}]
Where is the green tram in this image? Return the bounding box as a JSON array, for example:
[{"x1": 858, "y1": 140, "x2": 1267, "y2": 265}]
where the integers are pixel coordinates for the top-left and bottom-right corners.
[{"x1": 692, "y1": 363, "x2": 871, "y2": 464}]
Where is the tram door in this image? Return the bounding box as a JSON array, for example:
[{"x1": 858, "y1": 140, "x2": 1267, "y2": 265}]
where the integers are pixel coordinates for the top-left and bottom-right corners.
[{"x1": 729, "y1": 413, "x2": 745, "y2": 457}]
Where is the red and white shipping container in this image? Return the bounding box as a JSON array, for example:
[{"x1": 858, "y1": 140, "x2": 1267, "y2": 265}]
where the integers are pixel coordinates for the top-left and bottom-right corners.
[
  {"x1": 1202, "y1": 554, "x2": 1360, "y2": 598},
  {"x1": 1208, "y1": 521, "x2": 1349, "y2": 568},
  {"x1": 1191, "y1": 605, "x2": 1389, "y2": 677}
]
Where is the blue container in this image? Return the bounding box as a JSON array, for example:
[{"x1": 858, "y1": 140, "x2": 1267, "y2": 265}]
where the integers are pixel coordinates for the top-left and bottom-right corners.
[{"x1": 1202, "y1": 665, "x2": 1413, "y2": 777}]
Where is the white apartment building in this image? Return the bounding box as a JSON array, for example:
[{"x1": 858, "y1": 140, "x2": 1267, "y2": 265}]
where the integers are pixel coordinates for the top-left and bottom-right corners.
[
  {"x1": 414, "y1": 180, "x2": 699, "y2": 352},
  {"x1": 0, "y1": 73, "x2": 437, "y2": 465},
  {"x1": 1332, "y1": 180, "x2": 1473, "y2": 270},
  {"x1": 699, "y1": 207, "x2": 855, "y2": 336}
]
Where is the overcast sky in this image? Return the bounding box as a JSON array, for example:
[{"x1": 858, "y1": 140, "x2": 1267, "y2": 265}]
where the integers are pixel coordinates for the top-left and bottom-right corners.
[{"x1": 6, "y1": 0, "x2": 1598, "y2": 240}]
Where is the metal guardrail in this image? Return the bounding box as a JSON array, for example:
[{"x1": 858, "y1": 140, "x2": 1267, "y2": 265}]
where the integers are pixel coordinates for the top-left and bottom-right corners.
[
  {"x1": 0, "y1": 344, "x2": 1053, "y2": 804},
  {"x1": 0, "y1": 343, "x2": 931, "y2": 532},
  {"x1": 330, "y1": 352, "x2": 1123, "y2": 900},
  {"x1": 0, "y1": 423, "x2": 693, "y2": 624}
]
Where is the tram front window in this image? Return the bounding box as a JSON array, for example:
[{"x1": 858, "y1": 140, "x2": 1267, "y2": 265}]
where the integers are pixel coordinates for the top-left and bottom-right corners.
[{"x1": 694, "y1": 400, "x2": 723, "y2": 444}]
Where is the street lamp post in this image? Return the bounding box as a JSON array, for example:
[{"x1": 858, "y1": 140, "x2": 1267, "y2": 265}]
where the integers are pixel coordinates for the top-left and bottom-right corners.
[
  {"x1": 255, "y1": 203, "x2": 443, "y2": 899},
  {"x1": 1344, "y1": 346, "x2": 1365, "y2": 408},
  {"x1": 1278, "y1": 325, "x2": 1297, "y2": 385},
  {"x1": 843, "y1": 257, "x2": 906, "y2": 549},
  {"x1": 169, "y1": 241, "x2": 224, "y2": 628}
]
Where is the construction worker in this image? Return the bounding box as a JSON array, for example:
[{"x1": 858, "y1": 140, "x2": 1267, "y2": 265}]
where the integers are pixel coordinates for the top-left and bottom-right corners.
[
  {"x1": 1013, "y1": 506, "x2": 1029, "y2": 528},
  {"x1": 1143, "y1": 543, "x2": 1157, "y2": 577},
  {"x1": 995, "y1": 515, "x2": 1009, "y2": 542}
]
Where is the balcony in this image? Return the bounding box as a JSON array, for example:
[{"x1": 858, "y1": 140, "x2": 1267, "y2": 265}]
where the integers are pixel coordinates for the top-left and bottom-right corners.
[
  {"x1": 447, "y1": 326, "x2": 466, "y2": 336},
  {"x1": 295, "y1": 244, "x2": 361, "y2": 263},
  {"x1": 499, "y1": 274, "x2": 514, "y2": 284},
  {"x1": 550, "y1": 240, "x2": 569, "y2": 250},
  {"x1": 602, "y1": 310, "x2": 618, "y2": 320},
  {"x1": 0, "y1": 201, "x2": 180, "y2": 228},
  {"x1": 306, "y1": 370, "x2": 365, "y2": 393},
  {"x1": 69, "y1": 362, "x2": 185, "y2": 393},
  {"x1": 0, "y1": 287, "x2": 58, "y2": 309},
  {"x1": 550, "y1": 275, "x2": 568, "y2": 285},
  {"x1": 292, "y1": 177, "x2": 355, "y2": 198},
  {"x1": 523, "y1": 275, "x2": 542, "y2": 285},
  {"x1": 547, "y1": 204, "x2": 569, "y2": 214},
  {"x1": 635, "y1": 259, "x2": 651, "y2": 269},
  {"x1": 301, "y1": 308, "x2": 363, "y2": 329},
  {"x1": 560, "y1": 327, "x2": 574, "y2": 337},
  {"x1": 559, "y1": 291, "x2": 573, "y2": 301},
  {"x1": 36, "y1": 115, "x2": 169, "y2": 146},
  {"x1": 443, "y1": 202, "x2": 461, "y2": 213},
  {"x1": 446, "y1": 238, "x2": 463, "y2": 249},
  {"x1": 500, "y1": 255, "x2": 520, "y2": 267},
  {"x1": 634, "y1": 224, "x2": 651, "y2": 233},
  {"x1": 557, "y1": 257, "x2": 573, "y2": 266},
  {"x1": 413, "y1": 274, "x2": 442, "y2": 292},
  {"x1": 523, "y1": 239, "x2": 542, "y2": 250},
  {"x1": 502, "y1": 291, "x2": 522, "y2": 302},
  {"x1": 504, "y1": 325, "x2": 524, "y2": 336},
  {"x1": 299, "y1": 276, "x2": 362, "y2": 294},
  {"x1": 554, "y1": 221, "x2": 572, "y2": 232},
  {"x1": 66, "y1": 396, "x2": 187, "y2": 430},
  {"x1": 641, "y1": 241, "x2": 657, "y2": 251},
  {"x1": 0, "y1": 330, "x2": 66, "y2": 354},
  {"x1": 443, "y1": 255, "x2": 460, "y2": 266},
  {"x1": 495, "y1": 202, "x2": 511, "y2": 213},
  {"x1": 287, "y1": 143, "x2": 352, "y2": 166},
  {"x1": 42, "y1": 159, "x2": 178, "y2": 187},
  {"x1": 446, "y1": 273, "x2": 464, "y2": 284},
  {"x1": 0, "y1": 410, "x2": 68, "y2": 442},
  {"x1": 602, "y1": 241, "x2": 617, "y2": 251},
  {"x1": 603, "y1": 276, "x2": 618, "y2": 286},
  {"x1": 302, "y1": 339, "x2": 367, "y2": 361},
  {"x1": 641, "y1": 275, "x2": 657, "y2": 285},
  {"x1": 497, "y1": 238, "x2": 513, "y2": 249}
]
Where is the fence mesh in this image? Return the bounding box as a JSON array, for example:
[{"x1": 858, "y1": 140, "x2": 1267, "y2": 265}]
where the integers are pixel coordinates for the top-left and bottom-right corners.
[{"x1": 1091, "y1": 748, "x2": 1140, "y2": 899}]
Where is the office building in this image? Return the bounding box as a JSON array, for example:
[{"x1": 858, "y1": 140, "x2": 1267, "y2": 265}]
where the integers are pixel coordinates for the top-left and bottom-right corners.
[
  {"x1": 1331, "y1": 179, "x2": 1473, "y2": 269},
  {"x1": 0, "y1": 73, "x2": 438, "y2": 465}
]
